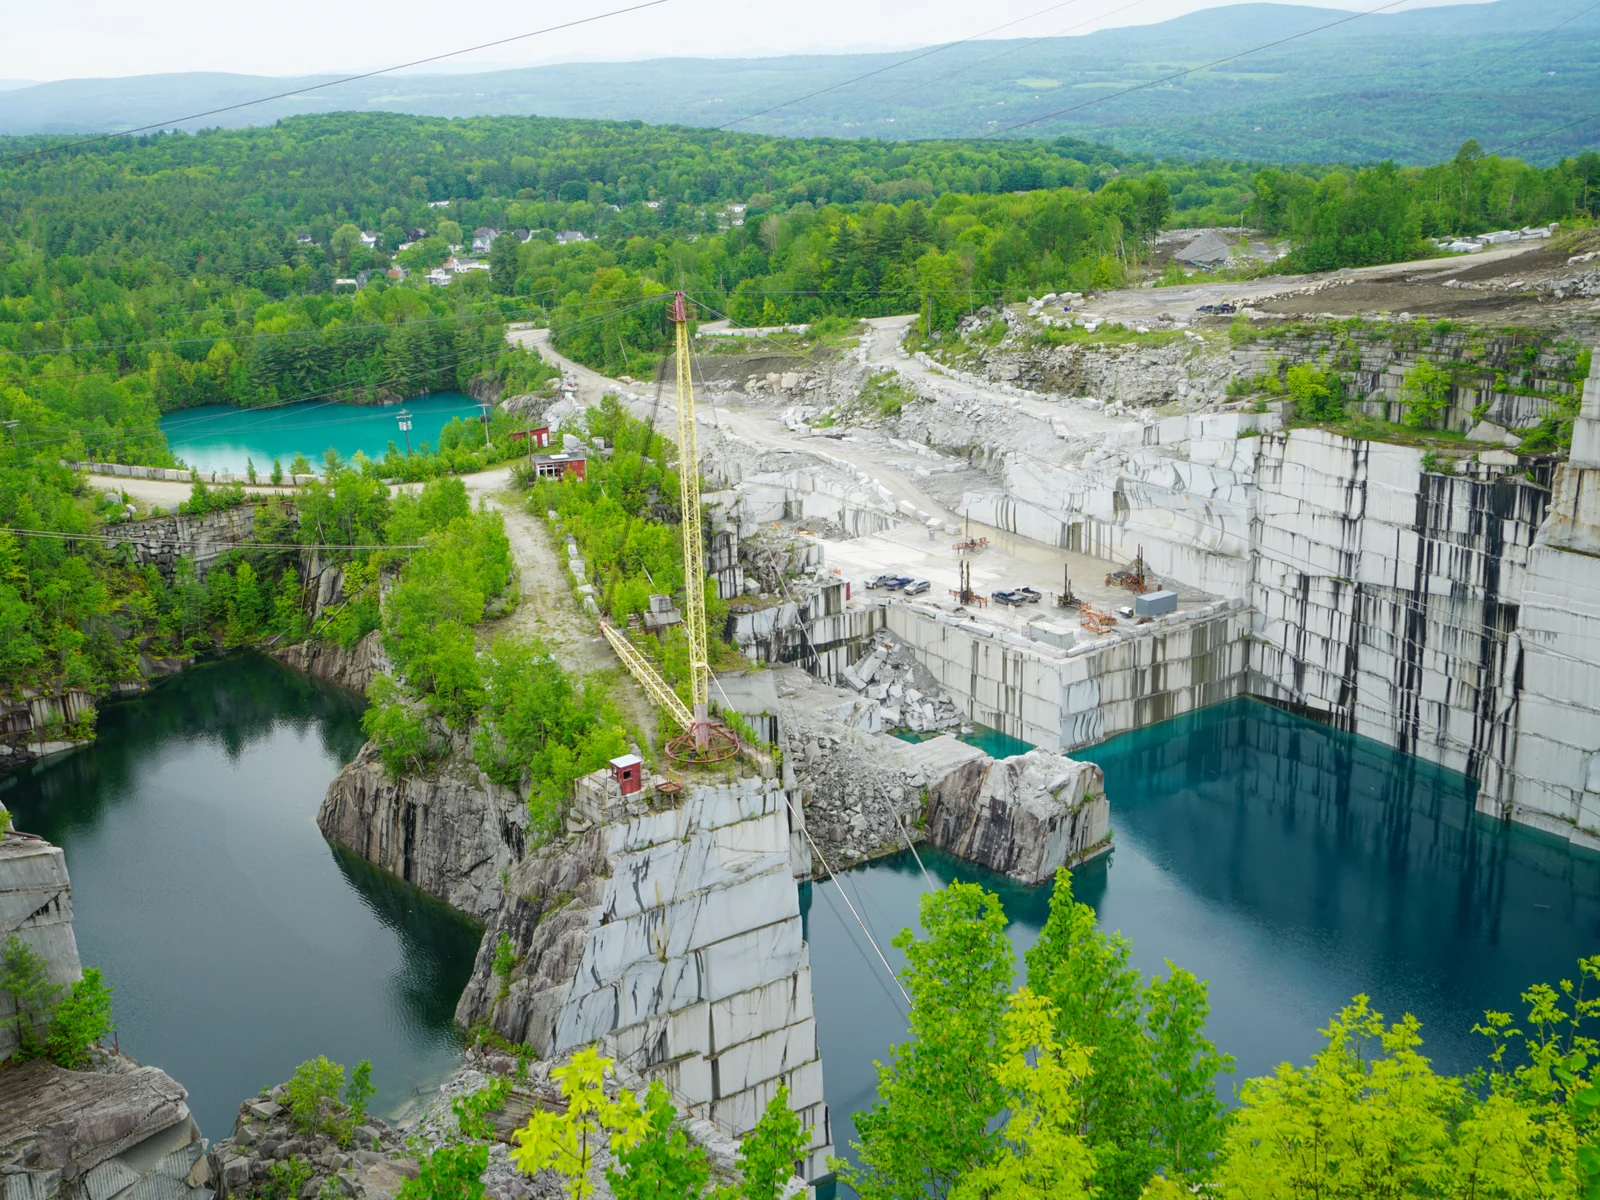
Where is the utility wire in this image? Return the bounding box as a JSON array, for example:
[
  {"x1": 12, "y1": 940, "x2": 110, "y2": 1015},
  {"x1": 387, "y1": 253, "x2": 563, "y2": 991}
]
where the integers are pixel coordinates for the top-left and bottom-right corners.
[
  {"x1": 1, "y1": 527, "x2": 423, "y2": 551},
  {"x1": 717, "y1": 0, "x2": 1089, "y2": 131},
  {"x1": 1458, "y1": 0, "x2": 1600, "y2": 84},
  {"x1": 0, "y1": 0, "x2": 673, "y2": 165},
  {"x1": 982, "y1": 0, "x2": 1413, "y2": 137},
  {"x1": 1491, "y1": 110, "x2": 1600, "y2": 155}
]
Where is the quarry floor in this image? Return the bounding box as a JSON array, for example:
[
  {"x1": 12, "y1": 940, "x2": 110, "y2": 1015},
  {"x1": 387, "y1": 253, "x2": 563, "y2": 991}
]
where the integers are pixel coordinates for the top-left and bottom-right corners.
[{"x1": 528, "y1": 316, "x2": 1213, "y2": 641}]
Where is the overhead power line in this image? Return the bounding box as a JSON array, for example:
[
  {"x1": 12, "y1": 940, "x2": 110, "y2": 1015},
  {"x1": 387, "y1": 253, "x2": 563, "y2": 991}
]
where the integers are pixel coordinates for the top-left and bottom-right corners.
[
  {"x1": 982, "y1": 0, "x2": 1413, "y2": 137},
  {"x1": 0, "y1": 0, "x2": 671, "y2": 165},
  {"x1": 1, "y1": 527, "x2": 423, "y2": 552},
  {"x1": 1458, "y1": 0, "x2": 1600, "y2": 84},
  {"x1": 1490, "y1": 110, "x2": 1600, "y2": 155},
  {"x1": 717, "y1": 0, "x2": 1089, "y2": 131}
]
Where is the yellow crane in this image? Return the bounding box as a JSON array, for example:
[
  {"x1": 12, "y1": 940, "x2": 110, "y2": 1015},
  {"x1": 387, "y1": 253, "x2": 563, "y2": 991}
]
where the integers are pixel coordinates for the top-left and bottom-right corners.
[{"x1": 599, "y1": 291, "x2": 734, "y2": 761}]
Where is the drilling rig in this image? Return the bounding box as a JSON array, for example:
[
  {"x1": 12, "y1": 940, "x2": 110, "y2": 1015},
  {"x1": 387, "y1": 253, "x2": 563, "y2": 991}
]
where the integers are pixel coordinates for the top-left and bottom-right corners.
[{"x1": 597, "y1": 292, "x2": 737, "y2": 763}]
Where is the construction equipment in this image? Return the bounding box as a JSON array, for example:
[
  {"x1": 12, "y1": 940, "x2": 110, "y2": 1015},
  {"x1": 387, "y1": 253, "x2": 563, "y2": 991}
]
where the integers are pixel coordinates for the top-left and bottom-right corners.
[
  {"x1": 599, "y1": 292, "x2": 737, "y2": 763},
  {"x1": 1079, "y1": 603, "x2": 1117, "y2": 634},
  {"x1": 1054, "y1": 564, "x2": 1079, "y2": 609},
  {"x1": 949, "y1": 558, "x2": 987, "y2": 606},
  {"x1": 1105, "y1": 544, "x2": 1151, "y2": 594},
  {"x1": 953, "y1": 508, "x2": 988, "y2": 554}
]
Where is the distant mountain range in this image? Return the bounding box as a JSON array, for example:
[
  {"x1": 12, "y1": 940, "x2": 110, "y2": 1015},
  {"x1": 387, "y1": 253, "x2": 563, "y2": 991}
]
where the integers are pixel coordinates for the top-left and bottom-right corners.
[{"x1": 3, "y1": 0, "x2": 1597, "y2": 164}]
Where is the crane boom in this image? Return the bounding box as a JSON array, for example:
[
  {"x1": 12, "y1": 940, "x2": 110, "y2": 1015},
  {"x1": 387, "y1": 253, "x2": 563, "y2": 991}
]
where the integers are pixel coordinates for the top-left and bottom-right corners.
[
  {"x1": 598, "y1": 620, "x2": 694, "y2": 728},
  {"x1": 670, "y1": 292, "x2": 711, "y2": 750}
]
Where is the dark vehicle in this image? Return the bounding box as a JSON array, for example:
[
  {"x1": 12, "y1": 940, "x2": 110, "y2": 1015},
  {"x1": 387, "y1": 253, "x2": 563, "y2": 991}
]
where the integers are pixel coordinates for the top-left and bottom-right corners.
[
  {"x1": 883, "y1": 576, "x2": 915, "y2": 591},
  {"x1": 1195, "y1": 302, "x2": 1237, "y2": 315},
  {"x1": 865, "y1": 574, "x2": 895, "y2": 589},
  {"x1": 903, "y1": 579, "x2": 931, "y2": 596},
  {"x1": 992, "y1": 589, "x2": 1024, "y2": 606}
]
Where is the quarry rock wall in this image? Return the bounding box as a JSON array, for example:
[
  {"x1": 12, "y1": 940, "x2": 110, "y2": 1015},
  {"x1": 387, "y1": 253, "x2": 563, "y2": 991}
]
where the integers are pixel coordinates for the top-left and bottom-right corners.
[
  {"x1": 316, "y1": 742, "x2": 526, "y2": 922},
  {"x1": 883, "y1": 599, "x2": 1251, "y2": 753},
  {"x1": 97, "y1": 505, "x2": 260, "y2": 580},
  {"x1": 902, "y1": 342, "x2": 1600, "y2": 845},
  {"x1": 0, "y1": 819, "x2": 82, "y2": 1062},
  {"x1": 1232, "y1": 329, "x2": 1586, "y2": 436},
  {"x1": 455, "y1": 775, "x2": 834, "y2": 1181}
]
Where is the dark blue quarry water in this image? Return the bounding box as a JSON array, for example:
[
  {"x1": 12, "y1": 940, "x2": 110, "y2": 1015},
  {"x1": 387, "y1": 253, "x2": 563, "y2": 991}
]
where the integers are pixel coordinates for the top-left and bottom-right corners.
[
  {"x1": 0, "y1": 656, "x2": 480, "y2": 1136},
  {"x1": 805, "y1": 697, "x2": 1600, "y2": 1186}
]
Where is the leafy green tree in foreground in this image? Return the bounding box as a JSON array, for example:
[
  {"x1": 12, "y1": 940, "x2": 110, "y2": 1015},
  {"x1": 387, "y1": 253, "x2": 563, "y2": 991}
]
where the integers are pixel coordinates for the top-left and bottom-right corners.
[
  {"x1": 1, "y1": 937, "x2": 116, "y2": 1067},
  {"x1": 509, "y1": 1045, "x2": 810, "y2": 1199},
  {"x1": 1213, "y1": 965, "x2": 1600, "y2": 1200},
  {"x1": 846, "y1": 873, "x2": 1231, "y2": 1200},
  {"x1": 843, "y1": 882, "x2": 1015, "y2": 1199},
  {"x1": 1027, "y1": 870, "x2": 1234, "y2": 1199}
]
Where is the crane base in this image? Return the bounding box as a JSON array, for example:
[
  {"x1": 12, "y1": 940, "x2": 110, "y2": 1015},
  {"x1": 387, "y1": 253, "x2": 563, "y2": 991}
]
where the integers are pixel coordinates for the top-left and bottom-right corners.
[{"x1": 665, "y1": 723, "x2": 741, "y2": 765}]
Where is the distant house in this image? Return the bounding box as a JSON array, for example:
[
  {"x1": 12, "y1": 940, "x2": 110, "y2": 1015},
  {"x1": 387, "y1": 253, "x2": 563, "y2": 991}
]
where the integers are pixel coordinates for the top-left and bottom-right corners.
[
  {"x1": 514, "y1": 229, "x2": 532, "y2": 243},
  {"x1": 555, "y1": 231, "x2": 588, "y2": 245},
  {"x1": 397, "y1": 241, "x2": 416, "y2": 253},
  {"x1": 426, "y1": 268, "x2": 451, "y2": 287},
  {"x1": 359, "y1": 230, "x2": 379, "y2": 249},
  {"x1": 387, "y1": 266, "x2": 408, "y2": 281},
  {"x1": 472, "y1": 227, "x2": 499, "y2": 252},
  {"x1": 644, "y1": 200, "x2": 661, "y2": 210},
  {"x1": 731, "y1": 217, "x2": 744, "y2": 227},
  {"x1": 427, "y1": 200, "x2": 451, "y2": 209},
  {"x1": 729, "y1": 203, "x2": 747, "y2": 214},
  {"x1": 295, "y1": 233, "x2": 314, "y2": 244},
  {"x1": 531, "y1": 451, "x2": 585, "y2": 480},
  {"x1": 407, "y1": 227, "x2": 427, "y2": 240},
  {"x1": 354, "y1": 269, "x2": 375, "y2": 287},
  {"x1": 333, "y1": 277, "x2": 358, "y2": 290},
  {"x1": 451, "y1": 257, "x2": 490, "y2": 274},
  {"x1": 1174, "y1": 231, "x2": 1234, "y2": 269}
]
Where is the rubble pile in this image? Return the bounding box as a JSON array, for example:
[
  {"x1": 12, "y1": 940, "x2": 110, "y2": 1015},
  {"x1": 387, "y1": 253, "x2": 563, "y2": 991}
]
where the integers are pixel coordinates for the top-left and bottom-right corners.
[
  {"x1": 835, "y1": 633, "x2": 964, "y2": 734},
  {"x1": 208, "y1": 1085, "x2": 413, "y2": 1200}
]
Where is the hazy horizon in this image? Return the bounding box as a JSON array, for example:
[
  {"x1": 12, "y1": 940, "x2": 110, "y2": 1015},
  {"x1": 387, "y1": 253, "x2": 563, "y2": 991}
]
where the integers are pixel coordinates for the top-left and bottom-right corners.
[{"x1": 9, "y1": 0, "x2": 1494, "y2": 84}]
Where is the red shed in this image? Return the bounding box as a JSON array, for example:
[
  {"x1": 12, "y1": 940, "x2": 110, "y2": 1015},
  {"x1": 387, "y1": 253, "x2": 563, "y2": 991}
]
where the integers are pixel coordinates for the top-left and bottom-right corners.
[
  {"x1": 510, "y1": 426, "x2": 552, "y2": 448},
  {"x1": 610, "y1": 753, "x2": 643, "y2": 796}
]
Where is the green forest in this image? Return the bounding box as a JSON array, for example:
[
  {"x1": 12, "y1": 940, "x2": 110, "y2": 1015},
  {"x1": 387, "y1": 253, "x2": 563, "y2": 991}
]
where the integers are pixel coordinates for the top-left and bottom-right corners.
[
  {"x1": 0, "y1": 109, "x2": 1596, "y2": 709},
  {"x1": 3, "y1": 112, "x2": 1596, "y2": 441}
]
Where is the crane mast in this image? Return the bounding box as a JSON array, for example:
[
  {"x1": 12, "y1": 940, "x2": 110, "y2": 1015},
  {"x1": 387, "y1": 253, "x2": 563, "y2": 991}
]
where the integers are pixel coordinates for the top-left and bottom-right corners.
[
  {"x1": 670, "y1": 292, "x2": 711, "y2": 750},
  {"x1": 594, "y1": 291, "x2": 733, "y2": 764}
]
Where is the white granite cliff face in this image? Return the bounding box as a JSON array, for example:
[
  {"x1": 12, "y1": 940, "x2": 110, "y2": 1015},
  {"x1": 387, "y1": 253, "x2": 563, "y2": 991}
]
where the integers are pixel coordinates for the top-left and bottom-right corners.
[
  {"x1": 454, "y1": 774, "x2": 833, "y2": 1182},
  {"x1": 0, "y1": 811, "x2": 82, "y2": 1062},
  {"x1": 316, "y1": 743, "x2": 525, "y2": 922},
  {"x1": 884, "y1": 599, "x2": 1251, "y2": 753},
  {"x1": 1499, "y1": 363, "x2": 1600, "y2": 836},
  {"x1": 895, "y1": 343, "x2": 1600, "y2": 845}
]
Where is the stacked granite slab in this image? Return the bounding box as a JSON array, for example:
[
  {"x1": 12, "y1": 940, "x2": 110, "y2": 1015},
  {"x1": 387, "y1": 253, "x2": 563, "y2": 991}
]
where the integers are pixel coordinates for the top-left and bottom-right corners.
[{"x1": 456, "y1": 775, "x2": 834, "y2": 1182}]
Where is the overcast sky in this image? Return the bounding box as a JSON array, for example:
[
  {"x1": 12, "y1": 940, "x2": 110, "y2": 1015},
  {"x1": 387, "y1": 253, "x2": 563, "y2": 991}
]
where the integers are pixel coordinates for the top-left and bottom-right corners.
[{"x1": 9, "y1": 0, "x2": 1487, "y2": 82}]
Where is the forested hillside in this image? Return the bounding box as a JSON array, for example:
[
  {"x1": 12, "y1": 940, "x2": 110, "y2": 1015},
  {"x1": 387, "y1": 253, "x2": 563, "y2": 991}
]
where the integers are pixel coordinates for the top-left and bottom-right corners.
[
  {"x1": 3, "y1": 0, "x2": 1596, "y2": 165},
  {"x1": 6, "y1": 112, "x2": 1594, "y2": 411},
  {"x1": 0, "y1": 111, "x2": 1240, "y2": 458}
]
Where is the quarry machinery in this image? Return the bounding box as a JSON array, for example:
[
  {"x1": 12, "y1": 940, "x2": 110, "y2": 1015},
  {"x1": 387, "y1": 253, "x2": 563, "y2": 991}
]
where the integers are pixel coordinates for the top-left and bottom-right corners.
[{"x1": 597, "y1": 292, "x2": 737, "y2": 763}]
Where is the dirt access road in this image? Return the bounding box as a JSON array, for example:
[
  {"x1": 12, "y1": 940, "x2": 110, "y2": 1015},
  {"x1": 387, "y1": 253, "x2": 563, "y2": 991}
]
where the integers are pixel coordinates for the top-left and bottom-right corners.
[{"x1": 1088, "y1": 238, "x2": 1599, "y2": 328}]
